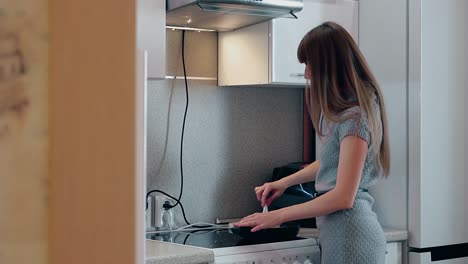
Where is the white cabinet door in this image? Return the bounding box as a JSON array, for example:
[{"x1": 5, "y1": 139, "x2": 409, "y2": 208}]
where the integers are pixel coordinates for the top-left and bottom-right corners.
[
  {"x1": 218, "y1": 0, "x2": 358, "y2": 87},
  {"x1": 218, "y1": 22, "x2": 270, "y2": 86},
  {"x1": 408, "y1": 0, "x2": 468, "y2": 249},
  {"x1": 409, "y1": 252, "x2": 468, "y2": 264},
  {"x1": 137, "y1": 0, "x2": 165, "y2": 79},
  {"x1": 409, "y1": 252, "x2": 431, "y2": 264},
  {"x1": 270, "y1": 0, "x2": 359, "y2": 85},
  {"x1": 385, "y1": 242, "x2": 402, "y2": 264}
]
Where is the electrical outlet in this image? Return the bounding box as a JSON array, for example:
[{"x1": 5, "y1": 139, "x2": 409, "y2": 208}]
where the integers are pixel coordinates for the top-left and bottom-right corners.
[
  {"x1": 154, "y1": 195, "x2": 175, "y2": 228},
  {"x1": 161, "y1": 201, "x2": 175, "y2": 230}
]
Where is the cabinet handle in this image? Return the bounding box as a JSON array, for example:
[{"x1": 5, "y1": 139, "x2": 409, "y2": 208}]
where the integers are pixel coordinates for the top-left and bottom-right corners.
[{"x1": 290, "y1": 73, "x2": 304, "y2": 77}]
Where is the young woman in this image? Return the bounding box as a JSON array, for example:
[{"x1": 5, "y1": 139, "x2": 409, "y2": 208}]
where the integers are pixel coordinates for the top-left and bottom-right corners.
[{"x1": 234, "y1": 22, "x2": 390, "y2": 264}]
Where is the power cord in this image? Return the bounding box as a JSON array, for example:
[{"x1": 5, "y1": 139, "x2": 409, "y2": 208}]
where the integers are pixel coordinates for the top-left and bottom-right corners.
[
  {"x1": 146, "y1": 189, "x2": 190, "y2": 225},
  {"x1": 146, "y1": 222, "x2": 229, "y2": 235},
  {"x1": 146, "y1": 30, "x2": 191, "y2": 225},
  {"x1": 168, "y1": 29, "x2": 189, "y2": 210},
  {"x1": 145, "y1": 190, "x2": 216, "y2": 228}
]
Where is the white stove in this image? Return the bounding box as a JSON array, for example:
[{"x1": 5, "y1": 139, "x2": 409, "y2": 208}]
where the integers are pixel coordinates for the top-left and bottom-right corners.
[
  {"x1": 147, "y1": 228, "x2": 321, "y2": 264},
  {"x1": 213, "y1": 237, "x2": 320, "y2": 264}
]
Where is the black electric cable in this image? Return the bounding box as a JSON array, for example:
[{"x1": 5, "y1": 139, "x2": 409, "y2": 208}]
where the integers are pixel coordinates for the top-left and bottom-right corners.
[
  {"x1": 145, "y1": 29, "x2": 191, "y2": 225},
  {"x1": 182, "y1": 229, "x2": 216, "y2": 245},
  {"x1": 183, "y1": 232, "x2": 191, "y2": 245},
  {"x1": 290, "y1": 10, "x2": 298, "y2": 19},
  {"x1": 146, "y1": 189, "x2": 190, "y2": 225},
  {"x1": 168, "y1": 29, "x2": 189, "y2": 210}
]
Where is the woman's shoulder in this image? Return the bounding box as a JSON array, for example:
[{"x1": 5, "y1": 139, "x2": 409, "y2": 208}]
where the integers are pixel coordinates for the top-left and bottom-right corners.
[
  {"x1": 334, "y1": 105, "x2": 372, "y2": 143},
  {"x1": 337, "y1": 105, "x2": 366, "y2": 121},
  {"x1": 338, "y1": 96, "x2": 380, "y2": 121}
]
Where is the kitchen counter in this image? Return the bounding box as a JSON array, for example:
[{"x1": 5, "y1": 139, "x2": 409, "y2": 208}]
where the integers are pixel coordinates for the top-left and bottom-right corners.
[
  {"x1": 145, "y1": 227, "x2": 408, "y2": 264},
  {"x1": 146, "y1": 240, "x2": 214, "y2": 264},
  {"x1": 299, "y1": 227, "x2": 408, "y2": 243}
]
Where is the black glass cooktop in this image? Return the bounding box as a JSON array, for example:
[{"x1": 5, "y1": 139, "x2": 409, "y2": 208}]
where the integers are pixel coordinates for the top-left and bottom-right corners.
[{"x1": 146, "y1": 228, "x2": 304, "y2": 249}]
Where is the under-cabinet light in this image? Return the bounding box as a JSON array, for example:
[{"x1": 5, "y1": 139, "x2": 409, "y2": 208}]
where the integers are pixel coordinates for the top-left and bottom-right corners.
[
  {"x1": 166, "y1": 26, "x2": 216, "y2": 32},
  {"x1": 164, "y1": 75, "x2": 217, "y2": 81}
]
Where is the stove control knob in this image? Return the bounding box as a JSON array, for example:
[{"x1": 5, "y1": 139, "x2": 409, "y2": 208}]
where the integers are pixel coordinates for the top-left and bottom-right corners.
[{"x1": 303, "y1": 260, "x2": 314, "y2": 264}]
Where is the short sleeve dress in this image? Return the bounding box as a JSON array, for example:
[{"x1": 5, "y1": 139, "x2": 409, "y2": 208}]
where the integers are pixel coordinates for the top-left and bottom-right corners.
[{"x1": 315, "y1": 104, "x2": 387, "y2": 264}]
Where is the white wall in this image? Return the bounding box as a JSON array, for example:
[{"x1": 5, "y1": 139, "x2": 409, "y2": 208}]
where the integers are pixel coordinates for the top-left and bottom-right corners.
[{"x1": 359, "y1": 0, "x2": 408, "y2": 230}]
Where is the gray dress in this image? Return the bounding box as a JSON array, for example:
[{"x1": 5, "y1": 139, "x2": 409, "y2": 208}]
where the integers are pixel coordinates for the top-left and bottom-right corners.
[{"x1": 315, "y1": 106, "x2": 386, "y2": 264}]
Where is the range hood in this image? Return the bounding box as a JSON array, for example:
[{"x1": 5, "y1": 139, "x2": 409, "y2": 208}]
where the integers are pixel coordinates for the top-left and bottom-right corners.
[{"x1": 167, "y1": 0, "x2": 304, "y2": 32}]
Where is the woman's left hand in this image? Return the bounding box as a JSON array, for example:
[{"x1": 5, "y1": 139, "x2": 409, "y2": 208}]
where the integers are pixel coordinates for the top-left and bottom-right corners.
[{"x1": 233, "y1": 211, "x2": 284, "y2": 232}]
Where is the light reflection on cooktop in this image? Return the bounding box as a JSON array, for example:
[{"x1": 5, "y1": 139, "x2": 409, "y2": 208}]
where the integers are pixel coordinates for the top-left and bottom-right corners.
[{"x1": 146, "y1": 229, "x2": 304, "y2": 249}]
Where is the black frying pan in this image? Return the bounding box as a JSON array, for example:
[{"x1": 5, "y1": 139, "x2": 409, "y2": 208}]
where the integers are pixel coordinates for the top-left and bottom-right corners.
[{"x1": 230, "y1": 222, "x2": 300, "y2": 242}]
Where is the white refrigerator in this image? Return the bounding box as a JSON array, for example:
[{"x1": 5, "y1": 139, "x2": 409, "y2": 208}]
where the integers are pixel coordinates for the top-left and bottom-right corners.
[{"x1": 408, "y1": 0, "x2": 468, "y2": 263}]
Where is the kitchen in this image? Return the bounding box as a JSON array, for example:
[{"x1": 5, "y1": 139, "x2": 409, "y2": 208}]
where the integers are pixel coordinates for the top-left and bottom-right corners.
[
  {"x1": 145, "y1": 0, "x2": 408, "y2": 263},
  {"x1": 2, "y1": 0, "x2": 467, "y2": 264},
  {"x1": 144, "y1": 0, "x2": 467, "y2": 263}
]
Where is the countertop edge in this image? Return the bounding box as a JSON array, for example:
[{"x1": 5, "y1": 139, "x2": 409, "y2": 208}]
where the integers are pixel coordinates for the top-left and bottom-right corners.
[
  {"x1": 146, "y1": 240, "x2": 214, "y2": 264},
  {"x1": 298, "y1": 227, "x2": 408, "y2": 243},
  {"x1": 146, "y1": 254, "x2": 214, "y2": 264}
]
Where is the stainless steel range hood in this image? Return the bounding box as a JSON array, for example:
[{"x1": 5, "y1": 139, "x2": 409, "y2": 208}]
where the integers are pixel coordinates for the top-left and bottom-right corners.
[{"x1": 167, "y1": 0, "x2": 304, "y2": 32}]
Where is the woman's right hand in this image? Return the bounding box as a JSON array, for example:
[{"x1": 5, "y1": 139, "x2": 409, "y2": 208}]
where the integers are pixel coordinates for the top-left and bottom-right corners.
[{"x1": 254, "y1": 180, "x2": 288, "y2": 207}]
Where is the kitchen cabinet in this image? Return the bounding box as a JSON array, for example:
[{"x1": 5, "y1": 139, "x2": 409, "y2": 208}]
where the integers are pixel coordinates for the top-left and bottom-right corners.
[
  {"x1": 218, "y1": 0, "x2": 358, "y2": 87},
  {"x1": 137, "y1": 0, "x2": 165, "y2": 79},
  {"x1": 385, "y1": 242, "x2": 403, "y2": 264}
]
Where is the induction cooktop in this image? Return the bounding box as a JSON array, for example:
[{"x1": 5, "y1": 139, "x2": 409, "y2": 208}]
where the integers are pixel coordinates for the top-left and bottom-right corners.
[{"x1": 146, "y1": 228, "x2": 306, "y2": 249}]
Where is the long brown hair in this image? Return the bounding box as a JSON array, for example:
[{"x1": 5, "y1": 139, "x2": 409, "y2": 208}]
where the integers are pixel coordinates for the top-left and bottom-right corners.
[{"x1": 297, "y1": 22, "x2": 390, "y2": 176}]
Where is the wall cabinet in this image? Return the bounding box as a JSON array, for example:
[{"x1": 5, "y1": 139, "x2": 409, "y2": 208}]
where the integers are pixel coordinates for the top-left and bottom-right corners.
[
  {"x1": 385, "y1": 242, "x2": 403, "y2": 264},
  {"x1": 218, "y1": 0, "x2": 358, "y2": 87},
  {"x1": 137, "y1": 0, "x2": 166, "y2": 79}
]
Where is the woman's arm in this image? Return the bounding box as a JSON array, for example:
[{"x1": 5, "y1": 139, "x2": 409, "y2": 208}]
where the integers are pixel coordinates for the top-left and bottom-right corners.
[
  {"x1": 256, "y1": 160, "x2": 320, "y2": 207},
  {"x1": 279, "y1": 160, "x2": 320, "y2": 188},
  {"x1": 237, "y1": 135, "x2": 367, "y2": 231},
  {"x1": 281, "y1": 135, "x2": 367, "y2": 220}
]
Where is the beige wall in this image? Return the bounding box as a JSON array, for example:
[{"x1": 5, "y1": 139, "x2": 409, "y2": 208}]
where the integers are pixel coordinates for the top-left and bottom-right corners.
[
  {"x1": 49, "y1": 0, "x2": 141, "y2": 264},
  {"x1": 0, "y1": 0, "x2": 49, "y2": 263}
]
